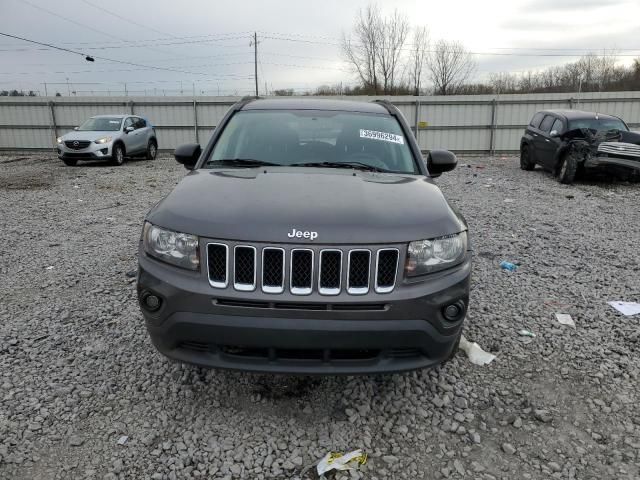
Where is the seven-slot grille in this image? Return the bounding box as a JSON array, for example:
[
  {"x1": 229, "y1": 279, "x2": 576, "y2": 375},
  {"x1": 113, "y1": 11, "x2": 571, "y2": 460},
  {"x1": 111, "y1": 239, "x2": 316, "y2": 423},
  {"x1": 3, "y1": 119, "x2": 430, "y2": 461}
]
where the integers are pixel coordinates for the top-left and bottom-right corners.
[
  {"x1": 64, "y1": 140, "x2": 91, "y2": 150},
  {"x1": 206, "y1": 243, "x2": 399, "y2": 295}
]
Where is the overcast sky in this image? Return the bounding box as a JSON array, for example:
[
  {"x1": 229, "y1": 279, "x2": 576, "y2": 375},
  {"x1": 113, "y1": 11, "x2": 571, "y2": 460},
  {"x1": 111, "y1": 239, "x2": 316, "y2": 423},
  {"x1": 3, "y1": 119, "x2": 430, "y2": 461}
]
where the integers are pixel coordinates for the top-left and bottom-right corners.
[{"x1": 1, "y1": 0, "x2": 640, "y2": 96}]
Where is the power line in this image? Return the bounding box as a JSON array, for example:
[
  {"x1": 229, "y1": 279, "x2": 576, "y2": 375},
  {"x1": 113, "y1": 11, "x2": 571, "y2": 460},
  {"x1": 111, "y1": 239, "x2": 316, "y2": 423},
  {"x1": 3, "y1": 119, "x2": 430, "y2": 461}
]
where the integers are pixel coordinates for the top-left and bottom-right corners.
[
  {"x1": 260, "y1": 33, "x2": 640, "y2": 57},
  {"x1": 0, "y1": 31, "x2": 253, "y2": 48},
  {"x1": 0, "y1": 31, "x2": 252, "y2": 77},
  {"x1": 79, "y1": 0, "x2": 179, "y2": 39},
  {"x1": 0, "y1": 32, "x2": 93, "y2": 61}
]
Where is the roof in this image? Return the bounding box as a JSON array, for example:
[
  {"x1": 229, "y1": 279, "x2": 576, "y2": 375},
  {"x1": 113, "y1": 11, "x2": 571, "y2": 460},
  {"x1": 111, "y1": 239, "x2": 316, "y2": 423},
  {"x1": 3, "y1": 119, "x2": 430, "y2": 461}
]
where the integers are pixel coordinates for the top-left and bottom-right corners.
[
  {"x1": 540, "y1": 109, "x2": 621, "y2": 121},
  {"x1": 91, "y1": 114, "x2": 129, "y2": 118},
  {"x1": 241, "y1": 98, "x2": 390, "y2": 114}
]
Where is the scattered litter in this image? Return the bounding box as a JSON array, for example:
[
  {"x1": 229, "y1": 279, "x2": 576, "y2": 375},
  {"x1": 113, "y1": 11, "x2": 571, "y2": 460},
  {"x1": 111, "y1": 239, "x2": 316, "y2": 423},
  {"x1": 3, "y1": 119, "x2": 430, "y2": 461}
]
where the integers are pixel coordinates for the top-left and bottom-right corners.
[
  {"x1": 519, "y1": 329, "x2": 536, "y2": 338},
  {"x1": 45, "y1": 266, "x2": 54, "y2": 270},
  {"x1": 459, "y1": 336, "x2": 496, "y2": 365},
  {"x1": 565, "y1": 194, "x2": 574, "y2": 199},
  {"x1": 117, "y1": 435, "x2": 129, "y2": 445},
  {"x1": 475, "y1": 165, "x2": 486, "y2": 169},
  {"x1": 316, "y1": 449, "x2": 367, "y2": 477},
  {"x1": 555, "y1": 313, "x2": 575, "y2": 328},
  {"x1": 73, "y1": 185, "x2": 80, "y2": 189},
  {"x1": 504, "y1": 198, "x2": 514, "y2": 203},
  {"x1": 106, "y1": 217, "x2": 115, "y2": 221},
  {"x1": 77, "y1": 199, "x2": 83, "y2": 202},
  {"x1": 608, "y1": 301, "x2": 640, "y2": 316},
  {"x1": 500, "y1": 260, "x2": 518, "y2": 271}
]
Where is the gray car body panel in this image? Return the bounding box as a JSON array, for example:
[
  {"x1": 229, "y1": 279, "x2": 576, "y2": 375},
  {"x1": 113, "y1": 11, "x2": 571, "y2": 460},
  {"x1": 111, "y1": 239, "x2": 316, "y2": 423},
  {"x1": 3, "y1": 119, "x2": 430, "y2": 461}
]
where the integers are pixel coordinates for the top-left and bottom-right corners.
[{"x1": 146, "y1": 168, "x2": 466, "y2": 244}]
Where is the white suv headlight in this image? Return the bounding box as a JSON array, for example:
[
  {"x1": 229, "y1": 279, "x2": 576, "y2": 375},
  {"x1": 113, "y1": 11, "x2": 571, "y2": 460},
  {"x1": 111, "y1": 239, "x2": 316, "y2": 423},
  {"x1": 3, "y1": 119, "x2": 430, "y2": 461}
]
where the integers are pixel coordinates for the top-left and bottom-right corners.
[
  {"x1": 143, "y1": 222, "x2": 200, "y2": 270},
  {"x1": 94, "y1": 136, "x2": 112, "y2": 144},
  {"x1": 56, "y1": 137, "x2": 63, "y2": 144},
  {"x1": 405, "y1": 231, "x2": 467, "y2": 276}
]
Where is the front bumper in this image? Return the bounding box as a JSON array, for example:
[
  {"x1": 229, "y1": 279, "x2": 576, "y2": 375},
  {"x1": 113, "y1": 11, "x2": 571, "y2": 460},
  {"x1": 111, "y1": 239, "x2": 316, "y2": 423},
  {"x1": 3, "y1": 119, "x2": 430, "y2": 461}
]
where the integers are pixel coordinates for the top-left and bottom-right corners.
[
  {"x1": 586, "y1": 155, "x2": 640, "y2": 172},
  {"x1": 137, "y1": 251, "x2": 471, "y2": 374},
  {"x1": 57, "y1": 142, "x2": 113, "y2": 161}
]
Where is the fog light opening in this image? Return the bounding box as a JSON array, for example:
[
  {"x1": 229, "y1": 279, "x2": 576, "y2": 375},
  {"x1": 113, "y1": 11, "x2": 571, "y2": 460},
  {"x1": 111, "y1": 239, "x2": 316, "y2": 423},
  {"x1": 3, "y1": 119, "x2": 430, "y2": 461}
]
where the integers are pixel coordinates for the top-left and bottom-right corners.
[
  {"x1": 443, "y1": 301, "x2": 465, "y2": 322},
  {"x1": 141, "y1": 291, "x2": 162, "y2": 312}
]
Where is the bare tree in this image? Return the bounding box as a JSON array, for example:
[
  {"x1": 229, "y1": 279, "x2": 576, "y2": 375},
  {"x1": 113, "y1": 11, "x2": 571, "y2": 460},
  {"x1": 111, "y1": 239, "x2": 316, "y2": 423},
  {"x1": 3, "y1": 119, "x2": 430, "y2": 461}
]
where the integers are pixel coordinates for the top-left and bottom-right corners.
[
  {"x1": 341, "y1": 5, "x2": 382, "y2": 93},
  {"x1": 375, "y1": 9, "x2": 410, "y2": 94},
  {"x1": 408, "y1": 26, "x2": 429, "y2": 95},
  {"x1": 428, "y1": 40, "x2": 476, "y2": 95}
]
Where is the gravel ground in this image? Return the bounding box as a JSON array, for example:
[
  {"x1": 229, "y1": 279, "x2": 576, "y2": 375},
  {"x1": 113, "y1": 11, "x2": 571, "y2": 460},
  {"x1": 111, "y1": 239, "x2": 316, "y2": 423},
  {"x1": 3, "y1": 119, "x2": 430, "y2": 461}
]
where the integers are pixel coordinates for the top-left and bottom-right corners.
[{"x1": 1, "y1": 152, "x2": 639, "y2": 480}]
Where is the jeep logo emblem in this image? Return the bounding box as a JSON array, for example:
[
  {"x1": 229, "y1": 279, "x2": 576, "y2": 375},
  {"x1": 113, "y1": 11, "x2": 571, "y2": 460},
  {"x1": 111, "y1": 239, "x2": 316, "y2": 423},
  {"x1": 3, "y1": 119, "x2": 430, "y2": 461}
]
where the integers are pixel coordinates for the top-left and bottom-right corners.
[{"x1": 287, "y1": 228, "x2": 318, "y2": 241}]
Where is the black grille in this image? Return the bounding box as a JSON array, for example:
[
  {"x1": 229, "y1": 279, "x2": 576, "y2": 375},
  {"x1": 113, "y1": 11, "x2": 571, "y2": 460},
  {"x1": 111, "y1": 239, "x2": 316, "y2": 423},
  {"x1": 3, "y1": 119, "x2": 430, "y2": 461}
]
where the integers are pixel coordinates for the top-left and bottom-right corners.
[
  {"x1": 262, "y1": 248, "x2": 284, "y2": 288},
  {"x1": 65, "y1": 140, "x2": 91, "y2": 150},
  {"x1": 234, "y1": 247, "x2": 255, "y2": 286},
  {"x1": 207, "y1": 244, "x2": 227, "y2": 285},
  {"x1": 376, "y1": 250, "x2": 398, "y2": 289},
  {"x1": 319, "y1": 250, "x2": 341, "y2": 290},
  {"x1": 348, "y1": 251, "x2": 370, "y2": 290},
  {"x1": 291, "y1": 250, "x2": 312, "y2": 290}
]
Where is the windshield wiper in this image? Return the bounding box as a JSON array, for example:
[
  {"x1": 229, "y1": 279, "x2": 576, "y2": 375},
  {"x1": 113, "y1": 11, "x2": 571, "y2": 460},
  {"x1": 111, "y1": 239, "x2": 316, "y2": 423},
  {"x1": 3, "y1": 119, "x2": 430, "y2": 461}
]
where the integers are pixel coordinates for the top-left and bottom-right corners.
[
  {"x1": 290, "y1": 161, "x2": 395, "y2": 173},
  {"x1": 207, "y1": 158, "x2": 281, "y2": 167}
]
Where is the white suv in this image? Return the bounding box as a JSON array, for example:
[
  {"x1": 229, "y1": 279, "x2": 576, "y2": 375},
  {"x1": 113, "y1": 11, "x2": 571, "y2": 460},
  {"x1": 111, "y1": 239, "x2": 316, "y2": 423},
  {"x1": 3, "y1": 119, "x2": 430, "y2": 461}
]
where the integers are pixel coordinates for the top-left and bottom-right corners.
[{"x1": 57, "y1": 114, "x2": 157, "y2": 166}]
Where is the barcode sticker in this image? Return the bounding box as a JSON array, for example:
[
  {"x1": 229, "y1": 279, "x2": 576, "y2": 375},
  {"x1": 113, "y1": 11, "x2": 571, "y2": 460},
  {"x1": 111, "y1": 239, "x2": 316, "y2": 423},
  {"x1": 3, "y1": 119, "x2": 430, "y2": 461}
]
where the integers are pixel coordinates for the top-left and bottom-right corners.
[{"x1": 360, "y1": 129, "x2": 404, "y2": 145}]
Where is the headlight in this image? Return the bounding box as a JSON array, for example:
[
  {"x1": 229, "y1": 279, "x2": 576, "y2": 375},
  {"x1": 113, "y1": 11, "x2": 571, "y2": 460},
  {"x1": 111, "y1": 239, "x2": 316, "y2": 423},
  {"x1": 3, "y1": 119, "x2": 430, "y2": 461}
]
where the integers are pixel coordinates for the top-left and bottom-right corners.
[
  {"x1": 56, "y1": 137, "x2": 63, "y2": 144},
  {"x1": 405, "y1": 231, "x2": 467, "y2": 276},
  {"x1": 94, "y1": 136, "x2": 112, "y2": 144},
  {"x1": 143, "y1": 222, "x2": 199, "y2": 270}
]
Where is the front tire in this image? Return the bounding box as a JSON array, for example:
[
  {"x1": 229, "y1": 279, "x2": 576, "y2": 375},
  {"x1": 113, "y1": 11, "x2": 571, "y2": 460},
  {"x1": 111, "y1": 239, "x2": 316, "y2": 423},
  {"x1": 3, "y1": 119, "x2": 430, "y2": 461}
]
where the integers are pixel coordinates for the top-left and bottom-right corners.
[
  {"x1": 556, "y1": 152, "x2": 578, "y2": 184},
  {"x1": 62, "y1": 158, "x2": 77, "y2": 167},
  {"x1": 146, "y1": 140, "x2": 157, "y2": 160},
  {"x1": 111, "y1": 144, "x2": 125, "y2": 166},
  {"x1": 520, "y1": 145, "x2": 535, "y2": 170}
]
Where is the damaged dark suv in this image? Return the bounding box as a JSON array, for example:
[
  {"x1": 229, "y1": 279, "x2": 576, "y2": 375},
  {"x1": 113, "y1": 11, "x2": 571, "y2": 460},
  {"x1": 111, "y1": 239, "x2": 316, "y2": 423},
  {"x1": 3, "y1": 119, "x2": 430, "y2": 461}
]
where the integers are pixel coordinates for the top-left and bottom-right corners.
[
  {"x1": 137, "y1": 98, "x2": 471, "y2": 374},
  {"x1": 520, "y1": 109, "x2": 640, "y2": 183}
]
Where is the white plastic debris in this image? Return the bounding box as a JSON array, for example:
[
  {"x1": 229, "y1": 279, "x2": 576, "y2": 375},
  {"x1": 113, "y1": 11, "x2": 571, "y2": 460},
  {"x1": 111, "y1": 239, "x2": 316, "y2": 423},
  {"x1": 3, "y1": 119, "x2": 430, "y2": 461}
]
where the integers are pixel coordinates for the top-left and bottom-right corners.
[
  {"x1": 459, "y1": 336, "x2": 496, "y2": 365},
  {"x1": 117, "y1": 435, "x2": 129, "y2": 445},
  {"x1": 519, "y1": 329, "x2": 536, "y2": 338},
  {"x1": 45, "y1": 266, "x2": 54, "y2": 270},
  {"x1": 504, "y1": 198, "x2": 514, "y2": 203},
  {"x1": 316, "y1": 449, "x2": 367, "y2": 476},
  {"x1": 555, "y1": 313, "x2": 575, "y2": 328},
  {"x1": 608, "y1": 301, "x2": 640, "y2": 316}
]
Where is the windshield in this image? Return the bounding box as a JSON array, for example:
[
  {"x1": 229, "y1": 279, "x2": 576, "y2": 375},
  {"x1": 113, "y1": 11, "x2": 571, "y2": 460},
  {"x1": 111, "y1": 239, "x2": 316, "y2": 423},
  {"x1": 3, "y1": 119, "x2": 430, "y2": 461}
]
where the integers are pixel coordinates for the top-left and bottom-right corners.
[
  {"x1": 568, "y1": 117, "x2": 628, "y2": 132},
  {"x1": 78, "y1": 117, "x2": 123, "y2": 131},
  {"x1": 205, "y1": 109, "x2": 418, "y2": 173}
]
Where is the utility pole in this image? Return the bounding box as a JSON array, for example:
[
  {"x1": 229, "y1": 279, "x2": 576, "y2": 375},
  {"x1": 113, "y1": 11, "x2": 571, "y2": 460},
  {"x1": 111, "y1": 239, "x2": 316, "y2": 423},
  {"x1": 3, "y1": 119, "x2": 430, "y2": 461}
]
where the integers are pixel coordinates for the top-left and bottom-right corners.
[
  {"x1": 43, "y1": 82, "x2": 48, "y2": 96},
  {"x1": 66, "y1": 78, "x2": 70, "y2": 96},
  {"x1": 250, "y1": 32, "x2": 259, "y2": 96}
]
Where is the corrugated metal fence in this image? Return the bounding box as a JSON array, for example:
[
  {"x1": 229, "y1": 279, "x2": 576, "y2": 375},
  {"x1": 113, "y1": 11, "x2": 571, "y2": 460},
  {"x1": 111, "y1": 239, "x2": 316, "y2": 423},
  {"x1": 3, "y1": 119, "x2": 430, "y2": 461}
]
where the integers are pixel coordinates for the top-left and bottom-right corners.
[{"x1": 2, "y1": 92, "x2": 640, "y2": 153}]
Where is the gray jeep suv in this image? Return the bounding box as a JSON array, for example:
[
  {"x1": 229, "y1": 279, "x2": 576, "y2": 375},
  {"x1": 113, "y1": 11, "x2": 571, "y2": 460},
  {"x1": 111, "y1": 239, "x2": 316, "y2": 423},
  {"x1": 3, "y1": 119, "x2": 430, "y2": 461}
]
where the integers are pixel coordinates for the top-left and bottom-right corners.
[
  {"x1": 57, "y1": 114, "x2": 157, "y2": 166},
  {"x1": 137, "y1": 98, "x2": 471, "y2": 374}
]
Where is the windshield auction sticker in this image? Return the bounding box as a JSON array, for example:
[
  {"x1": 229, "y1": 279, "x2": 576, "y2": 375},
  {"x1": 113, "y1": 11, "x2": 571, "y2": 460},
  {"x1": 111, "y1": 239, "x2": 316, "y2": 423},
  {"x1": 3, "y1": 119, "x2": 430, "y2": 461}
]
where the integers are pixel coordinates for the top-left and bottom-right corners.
[{"x1": 360, "y1": 129, "x2": 404, "y2": 144}]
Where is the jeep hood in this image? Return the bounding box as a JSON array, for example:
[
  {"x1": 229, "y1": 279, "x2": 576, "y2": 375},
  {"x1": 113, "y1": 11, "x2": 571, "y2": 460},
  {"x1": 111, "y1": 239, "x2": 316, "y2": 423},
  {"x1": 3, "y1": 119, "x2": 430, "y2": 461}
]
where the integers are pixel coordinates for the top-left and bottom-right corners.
[{"x1": 147, "y1": 168, "x2": 466, "y2": 244}]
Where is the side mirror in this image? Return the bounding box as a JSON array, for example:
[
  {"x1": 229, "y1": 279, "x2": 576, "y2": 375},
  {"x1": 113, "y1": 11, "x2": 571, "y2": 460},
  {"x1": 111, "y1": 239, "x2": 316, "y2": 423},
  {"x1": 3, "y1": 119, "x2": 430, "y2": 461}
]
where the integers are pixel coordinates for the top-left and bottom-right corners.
[
  {"x1": 174, "y1": 143, "x2": 201, "y2": 170},
  {"x1": 549, "y1": 130, "x2": 559, "y2": 137},
  {"x1": 73, "y1": 126, "x2": 79, "y2": 131},
  {"x1": 124, "y1": 126, "x2": 134, "y2": 133},
  {"x1": 426, "y1": 149, "x2": 457, "y2": 177}
]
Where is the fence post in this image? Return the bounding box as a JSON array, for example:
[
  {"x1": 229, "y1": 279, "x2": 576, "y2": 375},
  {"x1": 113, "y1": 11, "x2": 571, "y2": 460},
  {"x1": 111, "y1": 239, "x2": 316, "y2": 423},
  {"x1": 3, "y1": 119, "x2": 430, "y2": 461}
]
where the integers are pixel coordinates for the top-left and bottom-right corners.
[
  {"x1": 489, "y1": 99, "x2": 498, "y2": 156},
  {"x1": 193, "y1": 99, "x2": 199, "y2": 144},
  {"x1": 48, "y1": 100, "x2": 57, "y2": 151},
  {"x1": 414, "y1": 99, "x2": 420, "y2": 147},
  {"x1": 129, "y1": 100, "x2": 135, "y2": 115}
]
